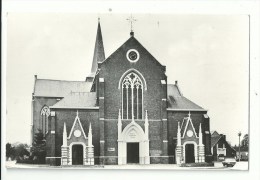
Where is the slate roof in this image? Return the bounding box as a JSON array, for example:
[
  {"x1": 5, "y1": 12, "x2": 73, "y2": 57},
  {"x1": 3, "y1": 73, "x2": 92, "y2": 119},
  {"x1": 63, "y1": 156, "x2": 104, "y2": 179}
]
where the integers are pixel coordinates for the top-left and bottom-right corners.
[
  {"x1": 211, "y1": 136, "x2": 222, "y2": 148},
  {"x1": 34, "y1": 79, "x2": 92, "y2": 97},
  {"x1": 167, "y1": 84, "x2": 205, "y2": 110},
  {"x1": 211, "y1": 131, "x2": 220, "y2": 137},
  {"x1": 51, "y1": 92, "x2": 97, "y2": 108}
]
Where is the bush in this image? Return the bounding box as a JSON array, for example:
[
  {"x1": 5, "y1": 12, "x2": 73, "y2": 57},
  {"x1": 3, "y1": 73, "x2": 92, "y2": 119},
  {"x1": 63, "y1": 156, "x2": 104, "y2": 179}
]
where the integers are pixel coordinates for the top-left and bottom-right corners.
[{"x1": 180, "y1": 162, "x2": 214, "y2": 167}]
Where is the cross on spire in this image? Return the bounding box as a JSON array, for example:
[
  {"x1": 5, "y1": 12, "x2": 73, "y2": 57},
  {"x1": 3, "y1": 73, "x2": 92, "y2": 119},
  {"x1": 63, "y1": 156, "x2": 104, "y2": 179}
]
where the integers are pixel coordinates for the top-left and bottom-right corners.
[{"x1": 126, "y1": 14, "x2": 137, "y2": 36}]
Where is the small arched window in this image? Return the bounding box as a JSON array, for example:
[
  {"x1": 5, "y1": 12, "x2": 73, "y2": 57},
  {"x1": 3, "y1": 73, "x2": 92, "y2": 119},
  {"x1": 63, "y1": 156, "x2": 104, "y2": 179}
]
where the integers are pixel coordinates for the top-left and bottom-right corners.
[
  {"x1": 122, "y1": 72, "x2": 143, "y2": 119},
  {"x1": 41, "y1": 106, "x2": 50, "y2": 136}
]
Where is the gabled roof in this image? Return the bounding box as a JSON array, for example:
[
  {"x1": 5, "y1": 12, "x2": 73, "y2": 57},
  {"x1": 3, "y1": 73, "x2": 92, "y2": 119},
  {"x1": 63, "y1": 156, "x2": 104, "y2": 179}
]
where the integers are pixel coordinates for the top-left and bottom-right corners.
[
  {"x1": 211, "y1": 131, "x2": 220, "y2": 137},
  {"x1": 167, "y1": 84, "x2": 205, "y2": 110},
  {"x1": 101, "y1": 36, "x2": 165, "y2": 70},
  {"x1": 211, "y1": 136, "x2": 222, "y2": 148},
  {"x1": 50, "y1": 92, "x2": 97, "y2": 109},
  {"x1": 33, "y1": 79, "x2": 92, "y2": 97},
  {"x1": 210, "y1": 131, "x2": 235, "y2": 153}
]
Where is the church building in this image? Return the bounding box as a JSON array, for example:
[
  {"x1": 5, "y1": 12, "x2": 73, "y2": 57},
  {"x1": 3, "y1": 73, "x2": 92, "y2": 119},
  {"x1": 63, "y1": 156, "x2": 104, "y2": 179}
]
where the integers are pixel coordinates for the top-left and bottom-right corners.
[{"x1": 31, "y1": 19, "x2": 212, "y2": 166}]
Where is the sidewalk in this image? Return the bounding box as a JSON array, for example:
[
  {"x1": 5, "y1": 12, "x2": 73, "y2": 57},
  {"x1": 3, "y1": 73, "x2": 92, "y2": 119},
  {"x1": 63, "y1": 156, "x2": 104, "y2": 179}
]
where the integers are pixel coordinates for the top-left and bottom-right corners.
[{"x1": 5, "y1": 160, "x2": 248, "y2": 170}]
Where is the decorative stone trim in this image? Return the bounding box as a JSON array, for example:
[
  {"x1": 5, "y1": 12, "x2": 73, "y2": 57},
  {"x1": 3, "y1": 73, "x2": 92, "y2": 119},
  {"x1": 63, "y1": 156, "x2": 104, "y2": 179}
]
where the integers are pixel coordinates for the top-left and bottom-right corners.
[
  {"x1": 163, "y1": 140, "x2": 168, "y2": 143},
  {"x1": 51, "y1": 131, "x2": 55, "y2": 134},
  {"x1": 150, "y1": 155, "x2": 169, "y2": 157},
  {"x1": 167, "y1": 108, "x2": 208, "y2": 112},
  {"x1": 50, "y1": 106, "x2": 99, "y2": 110},
  {"x1": 100, "y1": 118, "x2": 105, "y2": 121},
  {"x1": 162, "y1": 98, "x2": 167, "y2": 101},
  {"x1": 99, "y1": 78, "x2": 104, "y2": 82},
  {"x1": 99, "y1": 97, "x2": 104, "y2": 99},
  {"x1": 50, "y1": 111, "x2": 55, "y2": 116},
  {"x1": 161, "y1": 80, "x2": 166, "y2": 84},
  {"x1": 100, "y1": 140, "x2": 105, "y2": 143},
  {"x1": 162, "y1": 119, "x2": 167, "y2": 121},
  {"x1": 99, "y1": 156, "x2": 118, "y2": 158},
  {"x1": 46, "y1": 157, "x2": 61, "y2": 159}
]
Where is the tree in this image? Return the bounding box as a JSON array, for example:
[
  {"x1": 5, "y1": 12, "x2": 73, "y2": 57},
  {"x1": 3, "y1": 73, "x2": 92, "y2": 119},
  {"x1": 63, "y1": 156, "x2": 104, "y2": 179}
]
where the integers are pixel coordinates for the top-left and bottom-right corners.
[
  {"x1": 31, "y1": 130, "x2": 46, "y2": 164},
  {"x1": 241, "y1": 134, "x2": 249, "y2": 147},
  {"x1": 6, "y1": 143, "x2": 15, "y2": 160},
  {"x1": 14, "y1": 143, "x2": 30, "y2": 158}
]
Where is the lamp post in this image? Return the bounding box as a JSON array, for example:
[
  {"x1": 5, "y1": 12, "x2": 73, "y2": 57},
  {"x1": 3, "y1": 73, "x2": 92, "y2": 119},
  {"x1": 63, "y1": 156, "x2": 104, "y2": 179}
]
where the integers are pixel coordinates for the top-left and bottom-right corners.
[{"x1": 238, "y1": 132, "x2": 241, "y2": 162}]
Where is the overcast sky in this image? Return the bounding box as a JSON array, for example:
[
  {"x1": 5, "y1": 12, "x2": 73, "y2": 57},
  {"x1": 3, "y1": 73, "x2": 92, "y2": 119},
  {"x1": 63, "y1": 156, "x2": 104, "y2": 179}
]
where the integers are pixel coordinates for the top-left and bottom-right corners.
[{"x1": 6, "y1": 13, "x2": 249, "y2": 146}]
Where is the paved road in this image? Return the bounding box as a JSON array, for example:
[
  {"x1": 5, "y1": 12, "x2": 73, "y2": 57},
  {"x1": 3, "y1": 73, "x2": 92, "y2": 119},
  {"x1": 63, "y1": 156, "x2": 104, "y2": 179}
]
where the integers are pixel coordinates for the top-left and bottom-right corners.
[{"x1": 5, "y1": 160, "x2": 248, "y2": 170}]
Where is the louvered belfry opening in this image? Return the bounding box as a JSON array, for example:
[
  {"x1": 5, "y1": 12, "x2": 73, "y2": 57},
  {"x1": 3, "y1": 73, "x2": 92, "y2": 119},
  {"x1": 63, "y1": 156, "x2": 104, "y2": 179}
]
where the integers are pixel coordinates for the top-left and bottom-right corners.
[{"x1": 122, "y1": 72, "x2": 143, "y2": 120}]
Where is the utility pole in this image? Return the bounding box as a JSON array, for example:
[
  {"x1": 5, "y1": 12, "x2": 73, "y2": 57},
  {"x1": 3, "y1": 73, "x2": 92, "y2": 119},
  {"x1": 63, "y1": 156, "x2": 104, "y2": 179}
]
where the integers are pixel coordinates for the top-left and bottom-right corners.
[{"x1": 238, "y1": 131, "x2": 241, "y2": 161}]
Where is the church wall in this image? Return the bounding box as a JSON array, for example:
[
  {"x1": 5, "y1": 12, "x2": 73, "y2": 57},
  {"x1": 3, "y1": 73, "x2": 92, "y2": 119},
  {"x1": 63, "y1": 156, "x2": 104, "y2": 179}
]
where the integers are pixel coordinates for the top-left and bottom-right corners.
[
  {"x1": 32, "y1": 97, "x2": 59, "y2": 135},
  {"x1": 167, "y1": 111, "x2": 210, "y2": 163},
  {"x1": 98, "y1": 38, "x2": 168, "y2": 164},
  {"x1": 99, "y1": 37, "x2": 167, "y2": 121},
  {"x1": 47, "y1": 109, "x2": 100, "y2": 165}
]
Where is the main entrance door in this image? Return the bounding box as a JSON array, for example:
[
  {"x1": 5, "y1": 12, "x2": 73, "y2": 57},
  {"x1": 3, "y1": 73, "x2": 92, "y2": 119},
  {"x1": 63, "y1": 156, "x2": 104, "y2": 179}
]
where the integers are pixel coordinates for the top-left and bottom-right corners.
[
  {"x1": 185, "y1": 144, "x2": 195, "y2": 163},
  {"x1": 72, "y1": 145, "x2": 83, "y2": 165},
  {"x1": 127, "y1": 143, "x2": 139, "y2": 164}
]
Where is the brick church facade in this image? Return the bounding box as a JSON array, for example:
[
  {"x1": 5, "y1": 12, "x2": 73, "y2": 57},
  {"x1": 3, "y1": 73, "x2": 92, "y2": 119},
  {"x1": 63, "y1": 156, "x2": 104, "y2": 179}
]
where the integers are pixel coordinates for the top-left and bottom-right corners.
[{"x1": 31, "y1": 19, "x2": 212, "y2": 166}]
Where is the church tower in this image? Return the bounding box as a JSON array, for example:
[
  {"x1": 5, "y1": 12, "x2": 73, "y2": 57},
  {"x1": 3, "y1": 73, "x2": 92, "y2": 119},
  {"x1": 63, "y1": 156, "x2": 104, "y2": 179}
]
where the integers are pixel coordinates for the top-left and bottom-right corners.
[{"x1": 90, "y1": 18, "x2": 105, "y2": 74}]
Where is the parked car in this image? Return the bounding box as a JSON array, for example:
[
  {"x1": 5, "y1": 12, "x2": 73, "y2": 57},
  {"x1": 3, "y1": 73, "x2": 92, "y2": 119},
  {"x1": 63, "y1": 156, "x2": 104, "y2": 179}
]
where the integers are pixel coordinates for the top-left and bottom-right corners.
[{"x1": 222, "y1": 158, "x2": 236, "y2": 167}]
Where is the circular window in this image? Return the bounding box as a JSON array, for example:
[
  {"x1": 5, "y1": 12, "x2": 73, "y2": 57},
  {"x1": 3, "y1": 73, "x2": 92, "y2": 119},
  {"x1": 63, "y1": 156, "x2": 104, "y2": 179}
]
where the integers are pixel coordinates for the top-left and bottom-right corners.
[
  {"x1": 74, "y1": 130, "x2": 82, "y2": 137},
  {"x1": 126, "y1": 49, "x2": 139, "y2": 62},
  {"x1": 187, "y1": 130, "x2": 194, "y2": 137}
]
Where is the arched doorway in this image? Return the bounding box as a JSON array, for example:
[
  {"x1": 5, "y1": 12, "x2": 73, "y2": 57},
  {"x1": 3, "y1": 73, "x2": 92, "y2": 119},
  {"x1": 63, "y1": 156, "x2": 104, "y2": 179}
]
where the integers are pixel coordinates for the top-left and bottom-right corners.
[
  {"x1": 72, "y1": 144, "x2": 83, "y2": 165},
  {"x1": 127, "y1": 142, "x2": 139, "y2": 163},
  {"x1": 185, "y1": 144, "x2": 195, "y2": 163},
  {"x1": 118, "y1": 121, "x2": 150, "y2": 165}
]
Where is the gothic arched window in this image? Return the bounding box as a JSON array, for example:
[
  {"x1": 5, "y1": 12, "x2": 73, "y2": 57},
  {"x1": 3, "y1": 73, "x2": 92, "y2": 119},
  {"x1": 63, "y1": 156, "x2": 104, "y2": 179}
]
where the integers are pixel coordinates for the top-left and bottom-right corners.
[
  {"x1": 41, "y1": 106, "x2": 50, "y2": 136},
  {"x1": 122, "y1": 72, "x2": 143, "y2": 119}
]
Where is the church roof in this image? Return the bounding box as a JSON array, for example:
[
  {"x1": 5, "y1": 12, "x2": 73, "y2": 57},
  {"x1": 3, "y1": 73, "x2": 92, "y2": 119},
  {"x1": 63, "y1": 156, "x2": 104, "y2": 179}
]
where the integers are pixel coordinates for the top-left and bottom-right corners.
[
  {"x1": 33, "y1": 79, "x2": 92, "y2": 97},
  {"x1": 50, "y1": 92, "x2": 97, "y2": 109},
  {"x1": 167, "y1": 84, "x2": 205, "y2": 110}
]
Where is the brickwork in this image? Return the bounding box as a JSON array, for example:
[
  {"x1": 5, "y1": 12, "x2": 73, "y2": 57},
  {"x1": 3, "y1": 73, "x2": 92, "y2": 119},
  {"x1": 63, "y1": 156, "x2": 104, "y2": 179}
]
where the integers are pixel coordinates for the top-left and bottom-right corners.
[
  {"x1": 32, "y1": 97, "x2": 59, "y2": 136},
  {"x1": 167, "y1": 111, "x2": 211, "y2": 163},
  {"x1": 46, "y1": 109, "x2": 100, "y2": 165}
]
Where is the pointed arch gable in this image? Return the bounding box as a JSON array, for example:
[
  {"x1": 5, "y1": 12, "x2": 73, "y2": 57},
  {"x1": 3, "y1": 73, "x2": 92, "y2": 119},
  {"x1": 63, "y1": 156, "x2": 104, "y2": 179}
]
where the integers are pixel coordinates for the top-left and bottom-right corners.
[
  {"x1": 120, "y1": 121, "x2": 145, "y2": 142},
  {"x1": 182, "y1": 117, "x2": 198, "y2": 139},
  {"x1": 118, "y1": 68, "x2": 147, "y2": 90},
  {"x1": 68, "y1": 114, "x2": 87, "y2": 139}
]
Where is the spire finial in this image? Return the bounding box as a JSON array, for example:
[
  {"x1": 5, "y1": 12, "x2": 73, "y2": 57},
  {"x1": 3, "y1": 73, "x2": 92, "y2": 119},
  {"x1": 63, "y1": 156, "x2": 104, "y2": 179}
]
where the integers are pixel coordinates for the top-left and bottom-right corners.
[
  {"x1": 98, "y1": 17, "x2": 100, "y2": 23},
  {"x1": 126, "y1": 14, "x2": 137, "y2": 36},
  {"x1": 76, "y1": 110, "x2": 79, "y2": 117},
  {"x1": 188, "y1": 111, "x2": 191, "y2": 118},
  {"x1": 89, "y1": 122, "x2": 92, "y2": 132}
]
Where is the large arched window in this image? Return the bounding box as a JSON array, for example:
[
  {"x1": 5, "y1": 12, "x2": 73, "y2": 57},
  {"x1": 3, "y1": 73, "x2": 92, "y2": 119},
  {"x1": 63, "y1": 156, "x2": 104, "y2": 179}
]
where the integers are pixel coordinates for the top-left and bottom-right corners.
[
  {"x1": 41, "y1": 105, "x2": 50, "y2": 136},
  {"x1": 122, "y1": 72, "x2": 143, "y2": 119}
]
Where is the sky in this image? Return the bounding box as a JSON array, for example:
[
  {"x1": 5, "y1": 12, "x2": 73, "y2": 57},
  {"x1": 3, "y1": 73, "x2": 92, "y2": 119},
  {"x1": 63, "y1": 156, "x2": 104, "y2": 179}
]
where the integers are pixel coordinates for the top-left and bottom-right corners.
[{"x1": 5, "y1": 13, "x2": 249, "y2": 146}]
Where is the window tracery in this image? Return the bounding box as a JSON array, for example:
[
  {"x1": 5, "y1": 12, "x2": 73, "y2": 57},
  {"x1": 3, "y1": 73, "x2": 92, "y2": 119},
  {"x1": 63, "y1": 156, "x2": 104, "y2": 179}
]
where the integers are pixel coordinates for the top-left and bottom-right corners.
[
  {"x1": 122, "y1": 72, "x2": 143, "y2": 119},
  {"x1": 41, "y1": 106, "x2": 50, "y2": 136}
]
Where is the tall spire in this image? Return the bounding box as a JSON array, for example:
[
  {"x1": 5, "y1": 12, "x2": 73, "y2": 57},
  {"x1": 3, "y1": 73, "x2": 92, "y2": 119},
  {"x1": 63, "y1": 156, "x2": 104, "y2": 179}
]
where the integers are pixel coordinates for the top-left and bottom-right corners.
[{"x1": 90, "y1": 18, "x2": 105, "y2": 73}]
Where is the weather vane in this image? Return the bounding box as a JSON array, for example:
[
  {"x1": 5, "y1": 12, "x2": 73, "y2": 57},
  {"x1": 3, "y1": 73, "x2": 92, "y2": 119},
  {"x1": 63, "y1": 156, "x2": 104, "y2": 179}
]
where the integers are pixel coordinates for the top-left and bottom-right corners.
[{"x1": 126, "y1": 14, "x2": 137, "y2": 32}]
